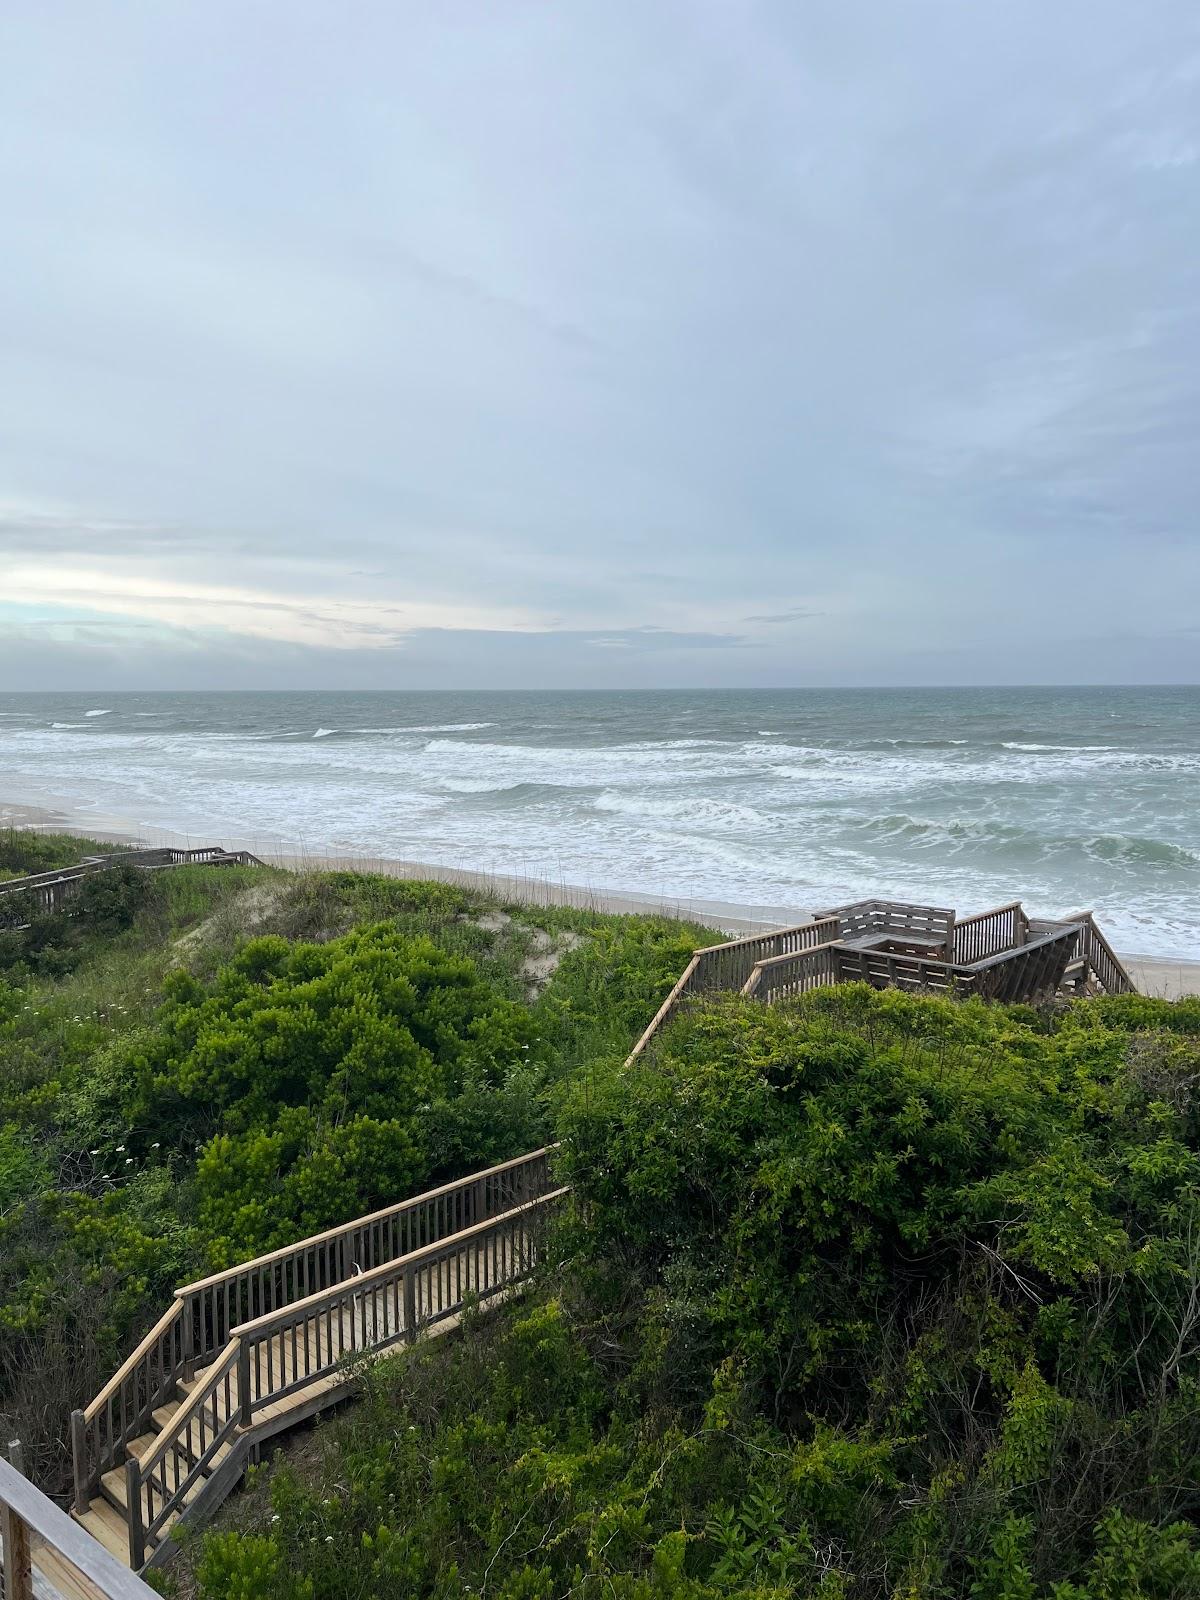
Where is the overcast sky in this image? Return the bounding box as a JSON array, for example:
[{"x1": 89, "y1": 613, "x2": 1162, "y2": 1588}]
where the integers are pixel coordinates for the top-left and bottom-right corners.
[{"x1": 2, "y1": 1, "x2": 1198, "y2": 689}]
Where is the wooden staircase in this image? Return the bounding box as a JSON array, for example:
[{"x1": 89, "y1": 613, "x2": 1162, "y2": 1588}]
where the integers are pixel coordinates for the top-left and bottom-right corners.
[{"x1": 70, "y1": 1150, "x2": 563, "y2": 1573}]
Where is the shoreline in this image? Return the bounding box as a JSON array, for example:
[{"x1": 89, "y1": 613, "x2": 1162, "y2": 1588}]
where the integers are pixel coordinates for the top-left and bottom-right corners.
[{"x1": 4, "y1": 796, "x2": 1198, "y2": 999}]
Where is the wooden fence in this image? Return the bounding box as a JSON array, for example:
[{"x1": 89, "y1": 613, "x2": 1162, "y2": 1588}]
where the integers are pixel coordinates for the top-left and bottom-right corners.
[
  {"x1": 72, "y1": 1148, "x2": 555, "y2": 1517},
  {"x1": 0, "y1": 847, "x2": 264, "y2": 923},
  {"x1": 951, "y1": 901, "x2": 1028, "y2": 964},
  {"x1": 816, "y1": 899, "x2": 956, "y2": 957},
  {"x1": 743, "y1": 924, "x2": 1080, "y2": 1007}
]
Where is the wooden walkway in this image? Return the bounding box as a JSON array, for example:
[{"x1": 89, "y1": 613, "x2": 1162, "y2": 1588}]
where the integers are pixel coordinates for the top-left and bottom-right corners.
[
  {"x1": 628, "y1": 896, "x2": 1135, "y2": 1062},
  {"x1": 65, "y1": 1150, "x2": 563, "y2": 1576},
  {"x1": 0, "y1": 846, "x2": 264, "y2": 925}
]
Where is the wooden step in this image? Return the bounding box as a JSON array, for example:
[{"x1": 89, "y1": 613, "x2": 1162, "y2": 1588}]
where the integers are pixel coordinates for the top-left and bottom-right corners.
[{"x1": 74, "y1": 1498, "x2": 131, "y2": 1565}]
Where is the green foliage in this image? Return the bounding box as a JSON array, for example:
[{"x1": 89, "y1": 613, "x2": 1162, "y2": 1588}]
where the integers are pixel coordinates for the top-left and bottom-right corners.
[
  {"x1": 120, "y1": 924, "x2": 542, "y2": 1260},
  {"x1": 189, "y1": 983, "x2": 1200, "y2": 1600},
  {"x1": 0, "y1": 834, "x2": 708, "y2": 1494}
]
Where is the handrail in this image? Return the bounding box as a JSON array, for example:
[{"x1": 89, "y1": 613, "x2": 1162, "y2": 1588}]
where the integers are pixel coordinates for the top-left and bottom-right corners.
[
  {"x1": 625, "y1": 954, "x2": 700, "y2": 1062},
  {"x1": 231, "y1": 1187, "x2": 569, "y2": 1341},
  {"x1": 1058, "y1": 911, "x2": 1135, "y2": 995},
  {"x1": 73, "y1": 1301, "x2": 186, "y2": 1514},
  {"x1": 176, "y1": 1146, "x2": 556, "y2": 1296},
  {"x1": 624, "y1": 919, "x2": 840, "y2": 1065},
  {"x1": 741, "y1": 942, "x2": 842, "y2": 1003},
  {"x1": 951, "y1": 901, "x2": 1026, "y2": 964},
  {"x1": 1, "y1": 1454, "x2": 157, "y2": 1599},
  {"x1": 83, "y1": 1304, "x2": 183, "y2": 1424},
  {"x1": 964, "y1": 923, "x2": 1080, "y2": 974},
  {"x1": 127, "y1": 1341, "x2": 242, "y2": 1567},
  {"x1": 75, "y1": 1148, "x2": 560, "y2": 1533},
  {"x1": 174, "y1": 1148, "x2": 556, "y2": 1375},
  {"x1": 123, "y1": 1189, "x2": 568, "y2": 1566}
]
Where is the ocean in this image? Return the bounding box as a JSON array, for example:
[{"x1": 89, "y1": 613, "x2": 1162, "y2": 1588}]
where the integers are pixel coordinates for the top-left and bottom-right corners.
[{"x1": 1, "y1": 687, "x2": 1197, "y2": 957}]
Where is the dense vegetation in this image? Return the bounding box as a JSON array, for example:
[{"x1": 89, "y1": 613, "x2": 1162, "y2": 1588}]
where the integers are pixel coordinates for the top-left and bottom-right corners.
[
  {"x1": 5, "y1": 831, "x2": 1200, "y2": 1596},
  {"x1": 171, "y1": 989, "x2": 1200, "y2": 1600},
  {"x1": 0, "y1": 834, "x2": 703, "y2": 1494}
]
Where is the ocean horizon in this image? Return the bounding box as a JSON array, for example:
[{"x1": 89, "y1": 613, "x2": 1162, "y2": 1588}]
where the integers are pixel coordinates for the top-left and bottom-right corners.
[{"x1": 2, "y1": 685, "x2": 1197, "y2": 958}]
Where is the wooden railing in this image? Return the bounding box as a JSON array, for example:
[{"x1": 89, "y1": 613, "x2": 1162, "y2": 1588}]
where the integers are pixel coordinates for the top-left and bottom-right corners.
[
  {"x1": 951, "y1": 901, "x2": 1027, "y2": 964},
  {"x1": 741, "y1": 943, "x2": 841, "y2": 1003},
  {"x1": 0, "y1": 846, "x2": 265, "y2": 923},
  {"x1": 175, "y1": 1147, "x2": 555, "y2": 1373},
  {"x1": 964, "y1": 925, "x2": 1081, "y2": 1002},
  {"x1": 125, "y1": 1189, "x2": 566, "y2": 1567},
  {"x1": 625, "y1": 919, "x2": 840, "y2": 1062},
  {"x1": 816, "y1": 899, "x2": 956, "y2": 957},
  {"x1": 125, "y1": 1343, "x2": 242, "y2": 1570},
  {"x1": 72, "y1": 1148, "x2": 556, "y2": 1516},
  {"x1": 745, "y1": 925, "x2": 1080, "y2": 1006},
  {"x1": 1034, "y1": 912, "x2": 1135, "y2": 996},
  {"x1": 72, "y1": 1303, "x2": 186, "y2": 1514},
  {"x1": 1, "y1": 1454, "x2": 156, "y2": 1600}
]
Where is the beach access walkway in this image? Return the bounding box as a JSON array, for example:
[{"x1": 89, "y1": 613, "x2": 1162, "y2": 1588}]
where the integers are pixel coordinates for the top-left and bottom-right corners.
[
  {"x1": 628, "y1": 895, "x2": 1135, "y2": 1062},
  {"x1": 0, "y1": 1151, "x2": 564, "y2": 1595}
]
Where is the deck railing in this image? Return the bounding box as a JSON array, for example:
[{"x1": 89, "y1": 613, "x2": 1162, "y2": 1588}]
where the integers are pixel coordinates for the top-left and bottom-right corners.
[
  {"x1": 741, "y1": 943, "x2": 842, "y2": 1003},
  {"x1": 1032, "y1": 912, "x2": 1135, "y2": 996},
  {"x1": 72, "y1": 1148, "x2": 556, "y2": 1516},
  {"x1": 951, "y1": 901, "x2": 1027, "y2": 964},
  {"x1": 1, "y1": 1454, "x2": 156, "y2": 1600},
  {"x1": 742, "y1": 924, "x2": 1082, "y2": 1008},
  {"x1": 0, "y1": 847, "x2": 265, "y2": 923},
  {"x1": 124, "y1": 1189, "x2": 567, "y2": 1568},
  {"x1": 816, "y1": 899, "x2": 956, "y2": 957},
  {"x1": 964, "y1": 925, "x2": 1081, "y2": 1002},
  {"x1": 625, "y1": 918, "x2": 840, "y2": 1062}
]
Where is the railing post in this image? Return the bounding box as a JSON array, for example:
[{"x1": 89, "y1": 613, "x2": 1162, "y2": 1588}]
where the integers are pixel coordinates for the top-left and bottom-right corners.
[
  {"x1": 0, "y1": 1493, "x2": 33, "y2": 1600},
  {"x1": 238, "y1": 1338, "x2": 253, "y2": 1428},
  {"x1": 70, "y1": 1409, "x2": 89, "y2": 1514},
  {"x1": 180, "y1": 1292, "x2": 195, "y2": 1383},
  {"x1": 125, "y1": 1456, "x2": 145, "y2": 1570},
  {"x1": 403, "y1": 1264, "x2": 417, "y2": 1342}
]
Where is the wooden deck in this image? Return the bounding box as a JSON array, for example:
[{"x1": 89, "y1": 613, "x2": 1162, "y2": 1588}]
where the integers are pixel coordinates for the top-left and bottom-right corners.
[
  {"x1": 66, "y1": 1150, "x2": 563, "y2": 1575},
  {"x1": 628, "y1": 896, "x2": 1135, "y2": 1062}
]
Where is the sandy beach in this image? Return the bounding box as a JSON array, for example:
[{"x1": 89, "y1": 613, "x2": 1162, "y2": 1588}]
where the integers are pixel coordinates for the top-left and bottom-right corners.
[{"x1": 5, "y1": 794, "x2": 1197, "y2": 999}]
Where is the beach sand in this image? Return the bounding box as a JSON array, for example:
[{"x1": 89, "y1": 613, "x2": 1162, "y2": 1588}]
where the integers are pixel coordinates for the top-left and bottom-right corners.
[{"x1": 4, "y1": 797, "x2": 1198, "y2": 998}]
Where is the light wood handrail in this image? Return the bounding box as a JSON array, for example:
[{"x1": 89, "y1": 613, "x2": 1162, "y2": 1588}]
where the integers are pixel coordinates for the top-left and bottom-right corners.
[
  {"x1": 0, "y1": 1455, "x2": 157, "y2": 1599},
  {"x1": 230, "y1": 1187, "x2": 570, "y2": 1341},
  {"x1": 136, "y1": 1340, "x2": 240, "y2": 1478},
  {"x1": 82, "y1": 1302, "x2": 182, "y2": 1424},
  {"x1": 176, "y1": 1146, "x2": 558, "y2": 1295},
  {"x1": 952, "y1": 900, "x2": 1022, "y2": 932}
]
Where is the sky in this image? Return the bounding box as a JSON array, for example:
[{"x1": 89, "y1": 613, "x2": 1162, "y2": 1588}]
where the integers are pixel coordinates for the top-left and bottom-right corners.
[{"x1": 1, "y1": 0, "x2": 1198, "y2": 690}]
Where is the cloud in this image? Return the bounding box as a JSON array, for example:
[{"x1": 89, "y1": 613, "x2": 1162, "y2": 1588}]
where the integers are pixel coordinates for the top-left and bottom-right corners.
[
  {"x1": 743, "y1": 609, "x2": 821, "y2": 625},
  {"x1": 0, "y1": 2, "x2": 1198, "y2": 685}
]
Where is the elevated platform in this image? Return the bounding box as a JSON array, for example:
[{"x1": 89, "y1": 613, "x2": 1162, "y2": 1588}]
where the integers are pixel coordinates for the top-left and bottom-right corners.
[{"x1": 627, "y1": 897, "x2": 1135, "y2": 1061}]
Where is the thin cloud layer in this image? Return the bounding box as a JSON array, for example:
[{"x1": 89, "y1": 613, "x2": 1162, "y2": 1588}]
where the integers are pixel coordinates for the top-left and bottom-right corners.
[{"x1": 1, "y1": 1, "x2": 1198, "y2": 688}]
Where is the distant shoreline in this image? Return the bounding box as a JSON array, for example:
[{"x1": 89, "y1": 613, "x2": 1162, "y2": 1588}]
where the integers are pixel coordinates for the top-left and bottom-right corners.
[{"x1": 4, "y1": 795, "x2": 1197, "y2": 999}]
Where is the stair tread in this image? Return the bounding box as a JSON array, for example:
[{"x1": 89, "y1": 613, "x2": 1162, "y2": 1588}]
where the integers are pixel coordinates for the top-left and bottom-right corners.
[
  {"x1": 75, "y1": 1499, "x2": 131, "y2": 1564},
  {"x1": 122, "y1": 1430, "x2": 161, "y2": 1461}
]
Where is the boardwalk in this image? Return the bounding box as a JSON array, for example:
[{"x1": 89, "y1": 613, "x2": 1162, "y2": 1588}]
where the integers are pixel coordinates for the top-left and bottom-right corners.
[
  {"x1": 66, "y1": 1151, "x2": 563, "y2": 1576},
  {"x1": 628, "y1": 896, "x2": 1134, "y2": 1063}
]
